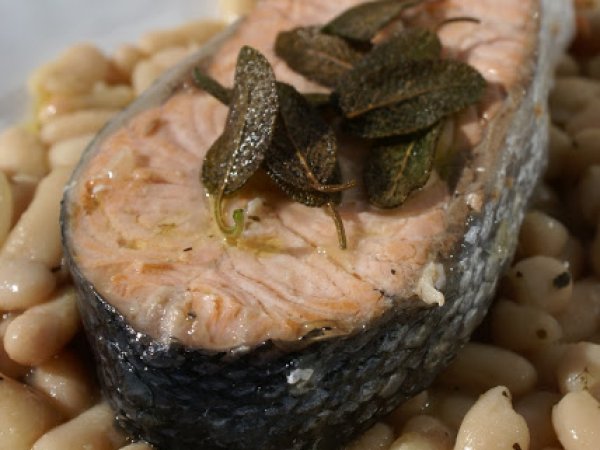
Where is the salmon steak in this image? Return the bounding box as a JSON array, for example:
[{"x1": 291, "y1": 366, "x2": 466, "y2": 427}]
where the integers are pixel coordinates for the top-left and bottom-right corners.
[{"x1": 61, "y1": 0, "x2": 574, "y2": 449}]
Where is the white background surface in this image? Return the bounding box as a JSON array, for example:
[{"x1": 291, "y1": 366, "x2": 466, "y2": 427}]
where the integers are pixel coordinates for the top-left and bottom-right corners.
[{"x1": 0, "y1": 0, "x2": 219, "y2": 128}]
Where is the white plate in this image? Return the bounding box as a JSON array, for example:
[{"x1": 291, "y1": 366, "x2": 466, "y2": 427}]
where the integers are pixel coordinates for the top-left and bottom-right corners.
[{"x1": 0, "y1": 0, "x2": 219, "y2": 129}]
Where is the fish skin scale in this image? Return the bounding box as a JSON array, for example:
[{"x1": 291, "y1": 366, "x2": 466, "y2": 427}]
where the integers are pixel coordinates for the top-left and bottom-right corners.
[{"x1": 60, "y1": 0, "x2": 573, "y2": 449}]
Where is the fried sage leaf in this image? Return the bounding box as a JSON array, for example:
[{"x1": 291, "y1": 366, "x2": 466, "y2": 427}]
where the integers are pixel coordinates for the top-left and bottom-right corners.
[
  {"x1": 338, "y1": 59, "x2": 485, "y2": 120},
  {"x1": 340, "y1": 61, "x2": 485, "y2": 138},
  {"x1": 202, "y1": 46, "x2": 278, "y2": 195},
  {"x1": 322, "y1": 0, "x2": 423, "y2": 42},
  {"x1": 265, "y1": 83, "x2": 343, "y2": 192},
  {"x1": 192, "y1": 67, "x2": 231, "y2": 104},
  {"x1": 201, "y1": 46, "x2": 278, "y2": 237},
  {"x1": 338, "y1": 28, "x2": 441, "y2": 90},
  {"x1": 274, "y1": 176, "x2": 342, "y2": 207},
  {"x1": 275, "y1": 26, "x2": 362, "y2": 87},
  {"x1": 365, "y1": 123, "x2": 442, "y2": 208}
]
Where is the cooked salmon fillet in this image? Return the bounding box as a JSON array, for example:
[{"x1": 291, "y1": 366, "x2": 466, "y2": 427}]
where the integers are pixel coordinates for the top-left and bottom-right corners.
[
  {"x1": 68, "y1": 0, "x2": 540, "y2": 351},
  {"x1": 62, "y1": 1, "x2": 574, "y2": 449}
]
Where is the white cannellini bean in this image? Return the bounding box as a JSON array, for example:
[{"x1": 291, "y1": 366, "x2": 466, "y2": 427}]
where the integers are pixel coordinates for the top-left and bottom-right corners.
[
  {"x1": 588, "y1": 52, "x2": 600, "y2": 80},
  {"x1": 0, "y1": 127, "x2": 48, "y2": 179},
  {"x1": 219, "y1": 0, "x2": 257, "y2": 21},
  {"x1": 0, "y1": 316, "x2": 28, "y2": 379},
  {"x1": 552, "y1": 390, "x2": 600, "y2": 450},
  {"x1": 389, "y1": 431, "x2": 450, "y2": 450},
  {"x1": 454, "y1": 386, "x2": 530, "y2": 450},
  {"x1": 490, "y1": 300, "x2": 563, "y2": 352},
  {"x1": 1, "y1": 167, "x2": 72, "y2": 268},
  {"x1": 555, "y1": 342, "x2": 600, "y2": 397},
  {"x1": 555, "y1": 279, "x2": 600, "y2": 342},
  {"x1": 429, "y1": 389, "x2": 476, "y2": 432},
  {"x1": 559, "y1": 236, "x2": 585, "y2": 281},
  {"x1": 137, "y1": 20, "x2": 225, "y2": 54},
  {"x1": 9, "y1": 176, "x2": 36, "y2": 227},
  {"x1": 549, "y1": 77, "x2": 600, "y2": 125},
  {"x1": 0, "y1": 171, "x2": 12, "y2": 247},
  {"x1": 0, "y1": 373, "x2": 63, "y2": 450},
  {"x1": 387, "y1": 391, "x2": 432, "y2": 432},
  {"x1": 40, "y1": 109, "x2": 116, "y2": 145},
  {"x1": 118, "y1": 443, "x2": 154, "y2": 450},
  {"x1": 555, "y1": 53, "x2": 580, "y2": 77},
  {"x1": 0, "y1": 258, "x2": 56, "y2": 310},
  {"x1": 577, "y1": 166, "x2": 600, "y2": 226},
  {"x1": 505, "y1": 256, "x2": 572, "y2": 314},
  {"x1": 32, "y1": 402, "x2": 127, "y2": 450},
  {"x1": 567, "y1": 128, "x2": 600, "y2": 178},
  {"x1": 132, "y1": 59, "x2": 164, "y2": 96},
  {"x1": 439, "y1": 343, "x2": 537, "y2": 398},
  {"x1": 565, "y1": 98, "x2": 600, "y2": 136},
  {"x1": 150, "y1": 46, "x2": 190, "y2": 70},
  {"x1": 546, "y1": 126, "x2": 573, "y2": 181},
  {"x1": 118, "y1": 443, "x2": 155, "y2": 450},
  {"x1": 401, "y1": 415, "x2": 453, "y2": 449},
  {"x1": 111, "y1": 44, "x2": 146, "y2": 80},
  {"x1": 28, "y1": 349, "x2": 98, "y2": 418},
  {"x1": 515, "y1": 391, "x2": 561, "y2": 450},
  {"x1": 529, "y1": 183, "x2": 563, "y2": 219},
  {"x1": 39, "y1": 83, "x2": 134, "y2": 124},
  {"x1": 344, "y1": 422, "x2": 394, "y2": 450},
  {"x1": 517, "y1": 211, "x2": 569, "y2": 258},
  {"x1": 28, "y1": 44, "x2": 110, "y2": 96},
  {"x1": 528, "y1": 344, "x2": 570, "y2": 390},
  {"x1": 4, "y1": 287, "x2": 80, "y2": 366},
  {"x1": 48, "y1": 133, "x2": 94, "y2": 169}
]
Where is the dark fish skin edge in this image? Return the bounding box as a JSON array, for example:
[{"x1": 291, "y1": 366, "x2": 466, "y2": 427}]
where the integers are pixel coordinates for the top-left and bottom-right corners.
[{"x1": 60, "y1": 2, "x2": 570, "y2": 449}]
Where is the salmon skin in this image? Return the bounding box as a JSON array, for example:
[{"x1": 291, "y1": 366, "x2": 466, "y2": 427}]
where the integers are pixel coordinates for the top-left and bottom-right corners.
[{"x1": 61, "y1": 0, "x2": 573, "y2": 449}]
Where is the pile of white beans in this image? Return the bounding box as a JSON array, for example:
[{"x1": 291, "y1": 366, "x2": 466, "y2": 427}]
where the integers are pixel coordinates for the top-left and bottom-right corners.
[{"x1": 0, "y1": 1, "x2": 599, "y2": 449}]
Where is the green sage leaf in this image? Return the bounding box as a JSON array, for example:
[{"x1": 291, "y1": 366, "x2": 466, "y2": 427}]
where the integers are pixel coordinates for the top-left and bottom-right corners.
[
  {"x1": 201, "y1": 46, "x2": 278, "y2": 196},
  {"x1": 192, "y1": 68, "x2": 231, "y2": 105},
  {"x1": 338, "y1": 59, "x2": 485, "y2": 120},
  {"x1": 275, "y1": 26, "x2": 363, "y2": 87},
  {"x1": 365, "y1": 123, "x2": 442, "y2": 208},
  {"x1": 337, "y1": 28, "x2": 441, "y2": 94},
  {"x1": 322, "y1": 0, "x2": 423, "y2": 42},
  {"x1": 341, "y1": 60, "x2": 485, "y2": 138},
  {"x1": 275, "y1": 179, "x2": 342, "y2": 208},
  {"x1": 272, "y1": 163, "x2": 344, "y2": 207},
  {"x1": 265, "y1": 83, "x2": 340, "y2": 192}
]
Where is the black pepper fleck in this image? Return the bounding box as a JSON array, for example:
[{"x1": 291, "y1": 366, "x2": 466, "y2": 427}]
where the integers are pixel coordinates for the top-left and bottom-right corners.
[
  {"x1": 536, "y1": 329, "x2": 547, "y2": 339},
  {"x1": 552, "y1": 271, "x2": 571, "y2": 289},
  {"x1": 391, "y1": 269, "x2": 396, "y2": 275},
  {"x1": 187, "y1": 312, "x2": 197, "y2": 320},
  {"x1": 513, "y1": 444, "x2": 522, "y2": 450},
  {"x1": 183, "y1": 247, "x2": 193, "y2": 252},
  {"x1": 502, "y1": 390, "x2": 509, "y2": 398}
]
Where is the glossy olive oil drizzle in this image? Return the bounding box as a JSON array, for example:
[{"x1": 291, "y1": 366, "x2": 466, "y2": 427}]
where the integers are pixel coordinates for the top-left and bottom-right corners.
[{"x1": 194, "y1": 0, "x2": 486, "y2": 249}]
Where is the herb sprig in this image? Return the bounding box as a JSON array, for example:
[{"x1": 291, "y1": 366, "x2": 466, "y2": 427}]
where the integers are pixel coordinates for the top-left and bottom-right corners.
[{"x1": 194, "y1": 0, "x2": 486, "y2": 248}]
